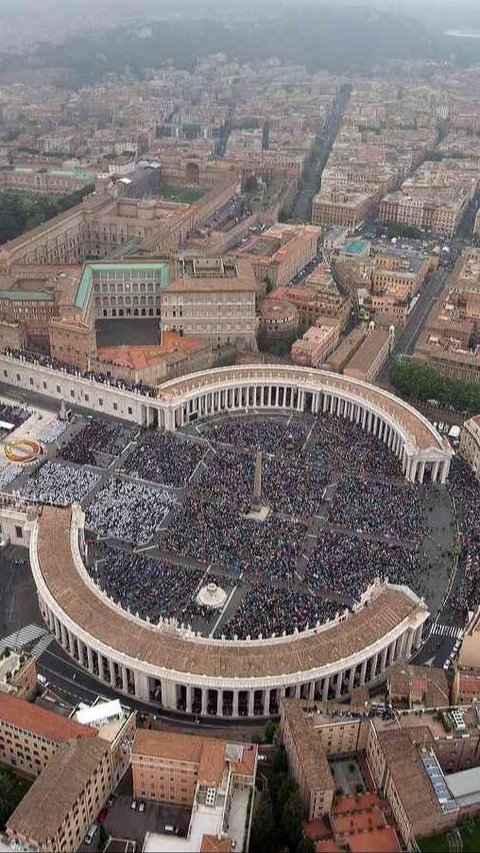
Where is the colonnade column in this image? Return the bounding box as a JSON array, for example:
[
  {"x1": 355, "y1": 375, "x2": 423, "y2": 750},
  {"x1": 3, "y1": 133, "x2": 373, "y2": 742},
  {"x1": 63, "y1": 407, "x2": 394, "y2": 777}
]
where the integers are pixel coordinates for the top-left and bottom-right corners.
[
  {"x1": 86, "y1": 645, "x2": 93, "y2": 673},
  {"x1": 233, "y1": 691, "x2": 239, "y2": 718},
  {"x1": 322, "y1": 677, "x2": 330, "y2": 702},
  {"x1": 248, "y1": 691, "x2": 254, "y2": 717},
  {"x1": 360, "y1": 659, "x2": 368, "y2": 685}
]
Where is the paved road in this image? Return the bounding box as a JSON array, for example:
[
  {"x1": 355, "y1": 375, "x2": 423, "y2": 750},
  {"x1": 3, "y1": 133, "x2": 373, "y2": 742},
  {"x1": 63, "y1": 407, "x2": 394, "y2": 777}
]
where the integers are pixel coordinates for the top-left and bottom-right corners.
[
  {"x1": 290, "y1": 87, "x2": 350, "y2": 222},
  {"x1": 378, "y1": 266, "x2": 448, "y2": 384}
]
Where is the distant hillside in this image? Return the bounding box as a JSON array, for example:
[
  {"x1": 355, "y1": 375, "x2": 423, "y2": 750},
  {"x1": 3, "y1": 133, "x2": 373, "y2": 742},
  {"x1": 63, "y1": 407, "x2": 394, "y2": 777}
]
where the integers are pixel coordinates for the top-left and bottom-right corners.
[{"x1": 1, "y1": 4, "x2": 480, "y2": 87}]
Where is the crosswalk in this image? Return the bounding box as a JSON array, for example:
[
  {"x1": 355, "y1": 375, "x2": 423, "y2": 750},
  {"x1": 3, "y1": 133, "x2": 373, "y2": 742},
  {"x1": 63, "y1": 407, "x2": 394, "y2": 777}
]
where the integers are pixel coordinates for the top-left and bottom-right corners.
[
  {"x1": 30, "y1": 634, "x2": 54, "y2": 660},
  {"x1": 0, "y1": 623, "x2": 46, "y2": 655},
  {"x1": 431, "y1": 622, "x2": 464, "y2": 639}
]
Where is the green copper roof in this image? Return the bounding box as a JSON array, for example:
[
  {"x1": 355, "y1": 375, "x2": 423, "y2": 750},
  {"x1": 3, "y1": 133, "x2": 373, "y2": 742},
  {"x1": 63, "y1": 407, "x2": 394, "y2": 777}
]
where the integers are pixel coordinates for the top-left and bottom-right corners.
[
  {"x1": 0, "y1": 290, "x2": 53, "y2": 301},
  {"x1": 74, "y1": 261, "x2": 170, "y2": 308}
]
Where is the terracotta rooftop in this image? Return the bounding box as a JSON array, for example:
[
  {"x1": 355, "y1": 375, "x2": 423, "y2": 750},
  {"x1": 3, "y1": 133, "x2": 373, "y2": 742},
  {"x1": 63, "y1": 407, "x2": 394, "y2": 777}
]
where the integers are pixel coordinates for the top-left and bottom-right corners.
[
  {"x1": 198, "y1": 739, "x2": 226, "y2": 786},
  {"x1": 200, "y1": 836, "x2": 232, "y2": 853},
  {"x1": 35, "y1": 507, "x2": 426, "y2": 681},
  {"x1": 132, "y1": 729, "x2": 204, "y2": 764},
  {"x1": 375, "y1": 729, "x2": 443, "y2": 824},
  {"x1": 281, "y1": 698, "x2": 334, "y2": 793},
  {"x1": 7, "y1": 737, "x2": 110, "y2": 844},
  {"x1": 98, "y1": 332, "x2": 207, "y2": 369},
  {"x1": 0, "y1": 692, "x2": 97, "y2": 743},
  {"x1": 346, "y1": 827, "x2": 401, "y2": 853}
]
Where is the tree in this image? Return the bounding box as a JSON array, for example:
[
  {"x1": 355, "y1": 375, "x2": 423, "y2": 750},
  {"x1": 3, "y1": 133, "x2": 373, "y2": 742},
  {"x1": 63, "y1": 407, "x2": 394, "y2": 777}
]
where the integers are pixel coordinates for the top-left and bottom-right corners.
[
  {"x1": 0, "y1": 193, "x2": 27, "y2": 244},
  {"x1": 264, "y1": 720, "x2": 277, "y2": 743},
  {"x1": 0, "y1": 769, "x2": 30, "y2": 828},
  {"x1": 282, "y1": 789, "x2": 304, "y2": 851},
  {"x1": 295, "y1": 836, "x2": 316, "y2": 853},
  {"x1": 250, "y1": 789, "x2": 275, "y2": 853}
]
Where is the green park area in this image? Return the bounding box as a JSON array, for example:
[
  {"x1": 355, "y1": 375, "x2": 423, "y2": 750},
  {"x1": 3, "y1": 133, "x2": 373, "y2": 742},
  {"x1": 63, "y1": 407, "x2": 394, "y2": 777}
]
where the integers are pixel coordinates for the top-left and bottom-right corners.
[
  {"x1": 419, "y1": 816, "x2": 480, "y2": 853},
  {"x1": 0, "y1": 767, "x2": 32, "y2": 827},
  {"x1": 390, "y1": 360, "x2": 480, "y2": 416},
  {"x1": 159, "y1": 185, "x2": 205, "y2": 204},
  {"x1": 0, "y1": 186, "x2": 93, "y2": 246}
]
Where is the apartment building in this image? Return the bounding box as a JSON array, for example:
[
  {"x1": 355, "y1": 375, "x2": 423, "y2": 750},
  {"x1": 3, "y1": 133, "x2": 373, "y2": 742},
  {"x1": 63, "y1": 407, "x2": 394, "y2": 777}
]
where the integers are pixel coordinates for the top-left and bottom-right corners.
[
  {"x1": 6, "y1": 737, "x2": 113, "y2": 853},
  {"x1": 312, "y1": 189, "x2": 373, "y2": 231},
  {"x1": 460, "y1": 415, "x2": 480, "y2": 481},
  {"x1": 342, "y1": 325, "x2": 395, "y2": 383},
  {"x1": 131, "y1": 729, "x2": 257, "y2": 853},
  {"x1": 291, "y1": 321, "x2": 340, "y2": 368},
  {"x1": 366, "y1": 726, "x2": 459, "y2": 844},
  {"x1": 236, "y1": 223, "x2": 320, "y2": 289},
  {"x1": 279, "y1": 699, "x2": 335, "y2": 820},
  {"x1": 0, "y1": 691, "x2": 96, "y2": 777}
]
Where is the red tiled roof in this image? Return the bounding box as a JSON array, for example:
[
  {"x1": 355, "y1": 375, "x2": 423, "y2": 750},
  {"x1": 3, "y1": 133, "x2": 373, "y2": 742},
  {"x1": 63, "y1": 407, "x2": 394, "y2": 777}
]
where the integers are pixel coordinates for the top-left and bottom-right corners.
[{"x1": 0, "y1": 692, "x2": 96, "y2": 743}]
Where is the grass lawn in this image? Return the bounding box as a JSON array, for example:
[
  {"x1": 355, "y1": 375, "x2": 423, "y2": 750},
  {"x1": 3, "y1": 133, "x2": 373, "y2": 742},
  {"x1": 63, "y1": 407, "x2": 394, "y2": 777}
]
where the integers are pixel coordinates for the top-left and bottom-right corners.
[
  {"x1": 419, "y1": 817, "x2": 480, "y2": 853},
  {"x1": 159, "y1": 185, "x2": 205, "y2": 204},
  {"x1": 0, "y1": 767, "x2": 32, "y2": 827}
]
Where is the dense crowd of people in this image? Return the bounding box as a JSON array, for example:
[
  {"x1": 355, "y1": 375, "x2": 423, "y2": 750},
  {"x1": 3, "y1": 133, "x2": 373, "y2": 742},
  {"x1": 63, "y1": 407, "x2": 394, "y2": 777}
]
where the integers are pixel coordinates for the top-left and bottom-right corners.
[
  {"x1": 125, "y1": 431, "x2": 205, "y2": 486},
  {"x1": 0, "y1": 463, "x2": 23, "y2": 491},
  {"x1": 59, "y1": 418, "x2": 134, "y2": 467},
  {"x1": 86, "y1": 479, "x2": 174, "y2": 545},
  {"x1": 448, "y1": 459, "x2": 480, "y2": 616},
  {"x1": 328, "y1": 476, "x2": 427, "y2": 540},
  {"x1": 0, "y1": 402, "x2": 29, "y2": 429},
  {"x1": 222, "y1": 583, "x2": 341, "y2": 639},
  {"x1": 304, "y1": 529, "x2": 424, "y2": 601},
  {"x1": 305, "y1": 413, "x2": 402, "y2": 479},
  {"x1": 91, "y1": 550, "x2": 205, "y2": 623},
  {"x1": 19, "y1": 460, "x2": 99, "y2": 506},
  {"x1": 202, "y1": 416, "x2": 311, "y2": 457},
  {"x1": 8, "y1": 405, "x2": 452, "y2": 640},
  {"x1": 161, "y1": 496, "x2": 307, "y2": 580},
  {"x1": 5, "y1": 348, "x2": 157, "y2": 398}
]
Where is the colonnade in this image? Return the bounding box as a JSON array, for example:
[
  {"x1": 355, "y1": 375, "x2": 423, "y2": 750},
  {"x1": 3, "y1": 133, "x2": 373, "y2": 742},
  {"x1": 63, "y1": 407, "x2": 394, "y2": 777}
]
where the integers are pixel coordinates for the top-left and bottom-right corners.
[
  {"x1": 163, "y1": 382, "x2": 450, "y2": 484},
  {"x1": 38, "y1": 594, "x2": 424, "y2": 719}
]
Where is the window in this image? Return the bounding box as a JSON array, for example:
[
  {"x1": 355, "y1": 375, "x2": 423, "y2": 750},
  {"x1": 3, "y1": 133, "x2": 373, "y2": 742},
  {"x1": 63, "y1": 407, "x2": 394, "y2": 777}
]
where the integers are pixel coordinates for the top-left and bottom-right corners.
[
  {"x1": 15, "y1": 526, "x2": 23, "y2": 539},
  {"x1": 113, "y1": 403, "x2": 118, "y2": 411},
  {"x1": 127, "y1": 407, "x2": 132, "y2": 415},
  {"x1": 85, "y1": 394, "x2": 89, "y2": 402},
  {"x1": 70, "y1": 390, "x2": 75, "y2": 398},
  {"x1": 3, "y1": 370, "x2": 7, "y2": 377},
  {"x1": 57, "y1": 385, "x2": 61, "y2": 393},
  {"x1": 43, "y1": 381, "x2": 47, "y2": 389},
  {"x1": 99, "y1": 398, "x2": 103, "y2": 406}
]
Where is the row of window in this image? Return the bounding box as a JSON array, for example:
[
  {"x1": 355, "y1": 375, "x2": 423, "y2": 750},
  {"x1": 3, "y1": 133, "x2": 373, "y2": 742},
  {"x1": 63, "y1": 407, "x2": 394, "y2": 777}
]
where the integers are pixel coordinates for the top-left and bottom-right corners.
[{"x1": 3, "y1": 369, "x2": 134, "y2": 416}]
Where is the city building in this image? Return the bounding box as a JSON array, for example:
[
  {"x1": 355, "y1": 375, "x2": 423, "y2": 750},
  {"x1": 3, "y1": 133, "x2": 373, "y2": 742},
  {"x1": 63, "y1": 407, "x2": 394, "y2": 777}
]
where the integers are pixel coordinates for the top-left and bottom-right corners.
[
  {"x1": 160, "y1": 257, "x2": 257, "y2": 351},
  {"x1": 133, "y1": 729, "x2": 257, "y2": 853},
  {"x1": 6, "y1": 737, "x2": 113, "y2": 853},
  {"x1": 0, "y1": 691, "x2": 96, "y2": 777},
  {"x1": 366, "y1": 727, "x2": 459, "y2": 844},
  {"x1": 459, "y1": 415, "x2": 480, "y2": 481},
  {"x1": 0, "y1": 650, "x2": 37, "y2": 701},
  {"x1": 291, "y1": 322, "x2": 340, "y2": 368},
  {"x1": 312, "y1": 189, "x2": 374, "y2": 231},
  {"x1": 235, "y1": 223, "x2": 320, "y2": 289},
  {"x1": 342, "y1": 325, "x2": 394, "y2": 382},
  {"x1": 259, "y1": 298, "x2": 299, "y2": 348},
  {"x1": 280, "y1": 698, "x2": 335, "y2": 819}
]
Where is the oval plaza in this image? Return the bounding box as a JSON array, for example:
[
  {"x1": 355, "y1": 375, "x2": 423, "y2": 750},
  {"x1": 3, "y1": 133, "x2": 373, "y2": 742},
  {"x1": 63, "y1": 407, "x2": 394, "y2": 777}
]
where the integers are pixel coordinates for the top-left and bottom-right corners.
[{"x1": 2, "y1": 358, "x2": 452, "y2": 719}]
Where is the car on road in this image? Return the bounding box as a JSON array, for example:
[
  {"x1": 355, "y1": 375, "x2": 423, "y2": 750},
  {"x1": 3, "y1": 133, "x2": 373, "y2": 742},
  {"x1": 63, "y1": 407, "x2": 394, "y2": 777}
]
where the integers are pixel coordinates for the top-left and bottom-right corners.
[
  {"x1": 131, "y1": 799, "x2": 137, "y2": 811},
  {"x1": 139, "y1": 801, "x2": 146, "y2": 813}
]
